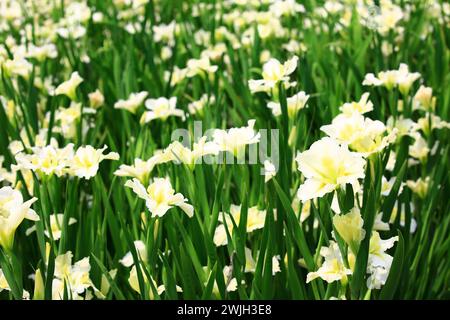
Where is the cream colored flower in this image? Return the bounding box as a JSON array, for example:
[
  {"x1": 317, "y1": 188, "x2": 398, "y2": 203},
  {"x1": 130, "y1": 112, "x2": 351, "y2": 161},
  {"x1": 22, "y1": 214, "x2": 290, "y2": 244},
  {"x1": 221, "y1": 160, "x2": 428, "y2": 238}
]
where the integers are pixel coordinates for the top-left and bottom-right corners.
[
  {"x1": 283, "y1": 39, "x2": 307, "y2": 54},
  {"x1": 1, "y1": 56, "x2": 32, "y2": 79},
  {"x1": 205, "y1": 264, "x2": 241, "y2": 295},
  {"x1": 153, "y1": 21, "x2": 178, "y2": 45},
  {"x1": 385, "y1": 151, "x2": 397, "y2": 172},
  {"x1": 366, "y1": 264, "x2": 389, "y2": 290},
  {"x1": 114, "y1": 155, "x2": 164, "y2": 183},
  {"x1": 413, "y1": 85, "x2": 435, "y2": 112},
  {"x1": 406, "y1": 177, "x2": 429, "y2": 199},
  {"x1": 388, "y1": 201, "x2": 417, "y2": 233},
  {"x1": 69, "y1": 145, "x2": 120, "y2": 179},
  {"x1": 381, "y1": 176, "x2": 403, "y2": 196},
  {"x1": 0, "y1": 268, "x2": 30, "y2": 299},
  {"x1": 320, "y1": 113, "x2": 394, "y2": 156},
  {"x1": 296, "y1": 137, "x2": 366, "y2": 202},
  {"x1": 4, "y1": 163, "x2": 34, "y2": 196},
  {"x1": 263, "y1": 159, "x2": 277, "y2": 183},
  {"x1": 244, "y1": 247, "x2": 256, "y2": 273},
  {"x1": 0, "y1": 186, "x2": 39, "y2": 250},
  {"x1": 56, "y1": 22, "x2": 87, "y2": 39},
  {"x1": 140, "y1": 97, "x2": 185, "y2": 124},
  {"x1": 291, "y1": 198, "x2": 313, "y2": 223},
  {"x1": 65, "y1": 1, "x2": 92, "y2": 25},
  {"x1": 114, "y1": 91, "x2": 148, "y2": 114},
  {"x1": 339, "y1": 93, "x2": 373, "y2": 115},
  {"x1": 186, "y1": 57, "x2": 218, "y2": 77},
  {"x1": 0, "y1": 96, "x2": 15, "y2": 121},
  {"x1": 128, "y1": 264, "x2": 183, "y2": 298},
  {"x1": 373, "y1": 2, "x2": 404, "y2": 35},
  {"x1": 88, "y1": 90, "x2": 105, "y2": 109},
  {"x1": 26, "y1": 43, "x2": 58, "y2": 62},
  {"x1": 52, "y1": 252, "x2": 97, "y2": 300},
  {"x1": 416, "y1": 113, "x2": 450, "y2": 136},
  {"x1": 248, "y1": 56, "x2": 298, "y2": 93},
  {"x1": 269, "y1": 0, "x2": 305, "y2": 17},
  {"x1": 306, "y1": 241, "x2": 352, "y2": 284},
  {"x1": 267, "y1": 91, "x2": 309, "y2": 118},
  {"x1": 166, "y1": 66, "x2": 188, "y2": 86},
  {"x1": 161, "y1": 46, "x2": 173, "y2": 60},
  {"x1": 26, "y1": 213, "x2": 76, "y2": 240},
  {"x1": 0, "y1": 268, "x2": 9, "y2": 292},
  {"x1": 165, "y1": 136, "x2": 220, "y2": 168},
  {"x1": 188, "y1": 94, "x2": 214, "y2": 116},
  {"x1": 272, "y1": 255, "x2": 282, "y2": 275},
  {"x1": 33, "y1": 268, "x2": 45, "y2": 300},
  {"x1": 119, "y1": 238, "x2": 168, "y2": 298},
  {"x1": 201, "y1": 43, "x2": 227, "y2": 62},
  {"x1": 95, "y1": 269, "x2": 117, "y2": 299},
  {"x1": 8, "y1": 128, "x2": 52, "y2": 156},
  {"x1": 14, "y1": 144, "x2": 74, "y2": 177},
  {"x1": 333, "y1": 207, "x2": 366, "y2": 253},
  {"x1": 362, "y1": 71, "x2": 396, "y2": 89},
  {"x1": 55, "y1": 102, "x2": 95, "y2": 139},
  {"x1": 213, "y1": 119, "x2": 260, "y2": 159},
  {"x1": 0, "y1": 156, "x2": 14, "y2": 184},
  {"x1": 54, "y1": 72, "x2": 84, "y2": 100},
  {"x1": 222, "y1": 265, "x2": 239, "y2": 292},
  {"x1": 373, "y1": 213, "x2": 390, "y2": 231},
  {"x1": 386, "y1": 116, "x2": 416, "y2": 138},
  {"x1": 363, "y1": 64, "x2": 419, "y2": 92},
  {"x1": 368, "y1": 231, "x2": 398, "y2": 270},
  {"x1": 125, "y1": 177, "x2": 194, "y2": 218},
  {"x1": 213, "y1": 204, "x2": 266, "y2": 246},
  {"x1": 409, "y1": 133, "x2": 429, "y2": 162},
  {"x1": 119, "y1": 240, "x2": 148, "y2": 267},
  {"x1": 396, "y1": 64, "x2": 421, "y2": 95}
]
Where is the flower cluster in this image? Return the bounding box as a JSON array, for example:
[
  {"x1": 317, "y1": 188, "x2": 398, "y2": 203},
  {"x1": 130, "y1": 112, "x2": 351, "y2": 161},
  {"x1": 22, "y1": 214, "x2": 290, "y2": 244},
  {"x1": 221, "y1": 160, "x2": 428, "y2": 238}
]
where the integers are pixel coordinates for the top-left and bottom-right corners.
[
  {"x1": 0, "y1": 0, "x2": 448, "y2": 301},
  {"x1": 14, "y1": 144, "x2": 119, "y2": 180}
]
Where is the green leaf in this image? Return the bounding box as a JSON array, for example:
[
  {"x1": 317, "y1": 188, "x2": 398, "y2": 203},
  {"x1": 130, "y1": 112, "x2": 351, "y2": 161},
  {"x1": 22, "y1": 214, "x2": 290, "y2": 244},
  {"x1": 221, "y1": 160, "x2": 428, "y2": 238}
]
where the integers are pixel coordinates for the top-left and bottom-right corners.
[
  {"x1": 380, "y1": 231, "x2": 405, "y2": 300},
  {"x1": 0, "y1": 250, "x2": 22, "y2": 300},
  {"x1": 272, "y1": 179, "x2": 315, "y2": 270}
]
